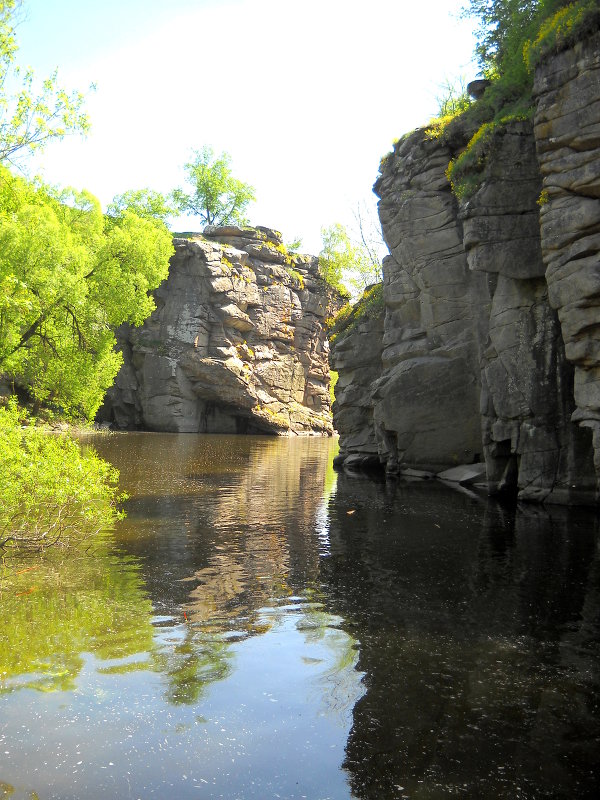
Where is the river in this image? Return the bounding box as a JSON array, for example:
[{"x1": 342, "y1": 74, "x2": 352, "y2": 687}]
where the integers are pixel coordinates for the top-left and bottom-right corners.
[{"x1": 1, "y1": 433, "x2": 599, "y2": 799}]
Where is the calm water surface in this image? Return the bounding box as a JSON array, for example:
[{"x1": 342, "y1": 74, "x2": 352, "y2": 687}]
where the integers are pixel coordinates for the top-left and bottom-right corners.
[{"x1": 1, "y1": 433, "x2": 599, "y2": 799}]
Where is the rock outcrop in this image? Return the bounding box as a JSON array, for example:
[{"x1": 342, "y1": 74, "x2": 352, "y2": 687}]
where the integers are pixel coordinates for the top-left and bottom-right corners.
[
  {"x1": 100, "y1": 226, "x2": 343, "y2": 435},
  {"x1": 533, "y1": 28, "x2": 600, "y2": 483},
  {"x1": 331, "y1": 26, "x2": 600, "y2": 505}
]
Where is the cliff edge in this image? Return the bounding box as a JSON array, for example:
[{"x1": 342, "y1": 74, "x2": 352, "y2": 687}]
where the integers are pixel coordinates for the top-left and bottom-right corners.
[{"x1": 331, "y1": 26, "x2": 600, "y2": 505}]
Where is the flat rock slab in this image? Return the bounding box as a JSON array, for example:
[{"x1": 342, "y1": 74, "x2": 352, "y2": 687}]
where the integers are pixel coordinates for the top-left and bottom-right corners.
[
  {"x1": 400, "y1": 468, "x2": 435, "y2": 479},
  {"x1": 437, "y1": 463, "x2": 487, "y2": 485}
]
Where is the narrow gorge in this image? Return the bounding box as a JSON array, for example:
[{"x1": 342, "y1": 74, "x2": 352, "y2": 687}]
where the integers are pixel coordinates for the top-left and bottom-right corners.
[{"x1": 331, "y1": 24, "x2": 600, "y2": 506}]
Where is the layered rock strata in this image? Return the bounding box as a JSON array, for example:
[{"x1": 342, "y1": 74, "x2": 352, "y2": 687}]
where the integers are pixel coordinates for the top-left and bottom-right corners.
[
  {"x1": 331, "y1": 27, "x2": 600, "y2": 504},
  {"x1": 461, "y1": 121, "x2": 595, "y2": 503},
  {"x1": 101, "y1": 226, "x2": 342, "y2": 435},
  {"x1": 533, "y1": 28, "x2": 600, "y2": 482}
]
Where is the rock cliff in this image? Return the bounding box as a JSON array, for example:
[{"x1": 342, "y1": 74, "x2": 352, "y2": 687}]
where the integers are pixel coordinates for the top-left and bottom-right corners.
[
  {"x1": 100, "y1": 225, "x2": 343, "y2": 435},
  {"x1": 331, "y1": 26, "x2": 600, "y2": 505}
]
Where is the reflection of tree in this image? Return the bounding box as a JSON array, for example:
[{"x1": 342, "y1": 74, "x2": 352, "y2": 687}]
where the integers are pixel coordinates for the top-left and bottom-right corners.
[
  {"x1": 1, "y1": 434, "x2": 341, "y2": 719},
  {"x1": 151, "y1": 630, "x2": 233, "y2": 706},
  {"x1": 88, "y1": 433, "x2": 339, "y2": 706},
  {"x1": 296, "y1": 590, "x2": 363, "y2": 725},
  {"x1": 0, "y1": 542, "x2": 154, "y2": 694}
]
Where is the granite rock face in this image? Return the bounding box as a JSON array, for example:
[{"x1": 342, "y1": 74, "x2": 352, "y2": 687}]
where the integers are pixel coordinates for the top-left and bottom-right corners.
[
  {"x1": 330, "y1": 290, "x2": 384, "y2": 469},
  {"x1": 331, "y1": 27, "x2": 600, "y2": 504},
  {"x1": 372, "y1": 128, "x2": 488, "y2": 473},
  {"x1": 461, "y1": 121, "x2": 595, "y2": 503},
  {"x1": 533, "y1": 28, "x2": 600, "y2": 483},
  {"x1": 100, "y1": 226, "x2": 343, "y2": 435}
]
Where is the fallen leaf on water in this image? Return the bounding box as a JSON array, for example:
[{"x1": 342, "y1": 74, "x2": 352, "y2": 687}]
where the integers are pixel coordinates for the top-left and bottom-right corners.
[{"x1": 347, "y1": 510, "x2": 356, "y2": 515}]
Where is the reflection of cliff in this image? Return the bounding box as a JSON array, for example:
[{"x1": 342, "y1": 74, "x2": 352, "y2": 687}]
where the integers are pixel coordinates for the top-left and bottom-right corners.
[
  {"x1": 322, "y1": 473, "x2": 600, "y2": 799},
  {"x1": 180, "y1": 436, "x2": 337, "y2": 632},
  {"x1": 91, "y1": 433, "x2": 338, "y2": 703}
]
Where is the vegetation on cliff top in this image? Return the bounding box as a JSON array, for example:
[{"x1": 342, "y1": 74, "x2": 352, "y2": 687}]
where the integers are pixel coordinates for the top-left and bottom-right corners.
[
  {"x1": 328, "y1": 282, "x2": 384, "y2": 345},
  {"x1": 429, "y1": 0, "x2": 600, "y2": 200},
  {"x1": 172, "y1": 146, "x2": 256, "y2": 227}
]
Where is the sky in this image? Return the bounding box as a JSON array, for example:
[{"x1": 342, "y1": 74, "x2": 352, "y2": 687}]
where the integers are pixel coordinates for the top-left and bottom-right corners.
[{"x1": 14, "y1": 0, "x2": 479, "y2": 254}]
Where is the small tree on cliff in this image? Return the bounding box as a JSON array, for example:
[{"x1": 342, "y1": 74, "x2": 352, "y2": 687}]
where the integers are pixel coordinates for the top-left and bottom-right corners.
[{"x1": 172, "y1": 146, "x2": 255, "y2": 227}]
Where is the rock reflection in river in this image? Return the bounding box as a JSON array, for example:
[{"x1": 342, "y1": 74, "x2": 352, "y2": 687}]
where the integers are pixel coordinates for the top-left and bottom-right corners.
[
  {"x1": 1, "y1": 434, "x2": 360, "y2": 800},
  {"x1": 1, "y1": 434, "x2": 599, "y2": 799},
  {"x1": 324, "y1": 473, "x2": 600, "y2": 800}
]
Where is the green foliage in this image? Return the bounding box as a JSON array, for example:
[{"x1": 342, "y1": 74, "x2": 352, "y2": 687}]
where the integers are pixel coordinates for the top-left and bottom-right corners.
[
  {"x1": 0, "y1": 0, "x2": 90, "y2": 166},
  {"x1": 438, "y1": 0, "x2": 595, "y2": 201},
  {"x1": 446, "y1": 120, "x2": 498, "y2": 200},
  {"x1": 328, "y1": 282, "x2": 384, "y2": 345},
  {"x1": 287, "y1": 268, "x2": 305, "y2": 289},
  {"x1": 107, "y1": 188, "x2": 175, "y2": 223},
  {"x1": 524, "y1": 0, "x2": 600, "y2": 68},
  {"x1": 537, "y1": 188, "x2": 550, "y2": 205},
  {"x1": 0, "y1": 544, "x2": 155, "y2": 691},
  {"x1": 0, "y1": 399, "x2": 125, "y2": 553},
  {"x1": 329, "y1": 369, "x2": 338, "y2": 406},
  {"x1": 0, "y1": 165, "x2": 173, "y2": 418},
  {"x1": 437, "y1": 77, "x2": 473, "y2": 117},
  {"x1": 319, "y1": 223, "x2": 381, "y2": 296},
  {"x1": 427, "y1": 77, "x2": 472, "y2": 137},
  {"x1": 285, "y1": 235, "x2": 303, "y2": 253},
  {"x1": 172, "y1": 146, "x2": 255, "y2": 227}
]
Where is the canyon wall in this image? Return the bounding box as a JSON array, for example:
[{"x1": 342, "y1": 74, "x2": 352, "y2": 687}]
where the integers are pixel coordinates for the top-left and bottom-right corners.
[
  {"x1": 331, "y1": 28, "x2": 600, "y2": 505},
  {"x1": 100, "y1": 225, "x2": 343, "y2": 435}
]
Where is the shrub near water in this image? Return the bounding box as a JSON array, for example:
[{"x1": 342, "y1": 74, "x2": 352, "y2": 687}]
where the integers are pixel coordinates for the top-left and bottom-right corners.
[{"x1": 0, "y1": 401, "x2": 124, "y2": 554}]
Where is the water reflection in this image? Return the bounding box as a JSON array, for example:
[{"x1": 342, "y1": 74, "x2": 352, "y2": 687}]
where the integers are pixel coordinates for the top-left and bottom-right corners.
[
  {"x1": 323, "y1": 474, "x2": 600, "y2": 799},
  {"x1": 0, "y1": 542, "x2": 154, "y2": 694},
  {"x1": 1, "y1": 434, "x2": 599, "y2": 799},
  {"x1": 0, "y1": 434, "x2": 360, "y2": 800}
]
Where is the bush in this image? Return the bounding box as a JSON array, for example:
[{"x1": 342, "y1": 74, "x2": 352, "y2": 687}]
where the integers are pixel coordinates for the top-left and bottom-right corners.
[
  {"x1": 328, "y1": 283, "x2": 384, "y2": 345},
  {"x1": 0, "y1": 400, "x2": 125, "y2": 554},
  {"x1": 525, "y1": 0, "x2": 600, "y2": 68},
  {"x1": 439, "y1": 0, "x2": 596, "y2": 201}
]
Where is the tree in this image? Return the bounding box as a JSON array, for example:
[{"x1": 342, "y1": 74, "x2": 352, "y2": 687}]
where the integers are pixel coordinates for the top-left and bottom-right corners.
[
  {"x1": 0, "y1": 0, "x2": 90, "y2": 166},
  {"x1": 0, "y1": 165, "x2": 174, "y2": 418},
  {"x1": 319, "y1": 222, "x2": 382, "y2": 297},
  {"x1": 107, "y1": 188, "x2": 175, "y2": 223},
  {"x1": 172, "y1": 146, "x2": 255, "y2": 227}
]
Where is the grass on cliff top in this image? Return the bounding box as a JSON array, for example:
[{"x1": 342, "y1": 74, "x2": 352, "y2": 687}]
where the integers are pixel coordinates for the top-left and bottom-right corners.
[
  {"x1": 421, "y1": 1, "x2": 600, "y2": 202},
  {"x1": 525, "y1": 0, "x2": 600, "y2": 68},
  {"x1": 328, "y1": 283, "x2": 384, "y2": 345}
]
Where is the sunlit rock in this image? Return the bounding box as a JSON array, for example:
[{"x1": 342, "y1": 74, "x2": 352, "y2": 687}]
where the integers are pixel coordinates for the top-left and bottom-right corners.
[{"x1": 99, "y1": 226, "x2": 344, "y2": 434}]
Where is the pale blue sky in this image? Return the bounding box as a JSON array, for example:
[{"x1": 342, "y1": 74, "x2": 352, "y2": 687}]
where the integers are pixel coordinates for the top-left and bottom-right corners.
[{"x1": 16, "y1": 0, "x2": 478, "y2": 253}]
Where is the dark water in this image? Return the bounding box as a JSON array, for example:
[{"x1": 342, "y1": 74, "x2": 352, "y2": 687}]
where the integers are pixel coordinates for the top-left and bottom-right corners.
[{"x1": 1, "y1": 434, "x2": 599, "y2": 799}]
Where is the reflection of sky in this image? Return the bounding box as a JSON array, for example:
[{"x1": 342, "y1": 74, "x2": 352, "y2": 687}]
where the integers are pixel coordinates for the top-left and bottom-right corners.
[
  {"x1": 0, "y1": 435, "x2": 362, "y2": 799},
  {"x1": 1, "y1": 603, "x2": 364, "y2": 799}
]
